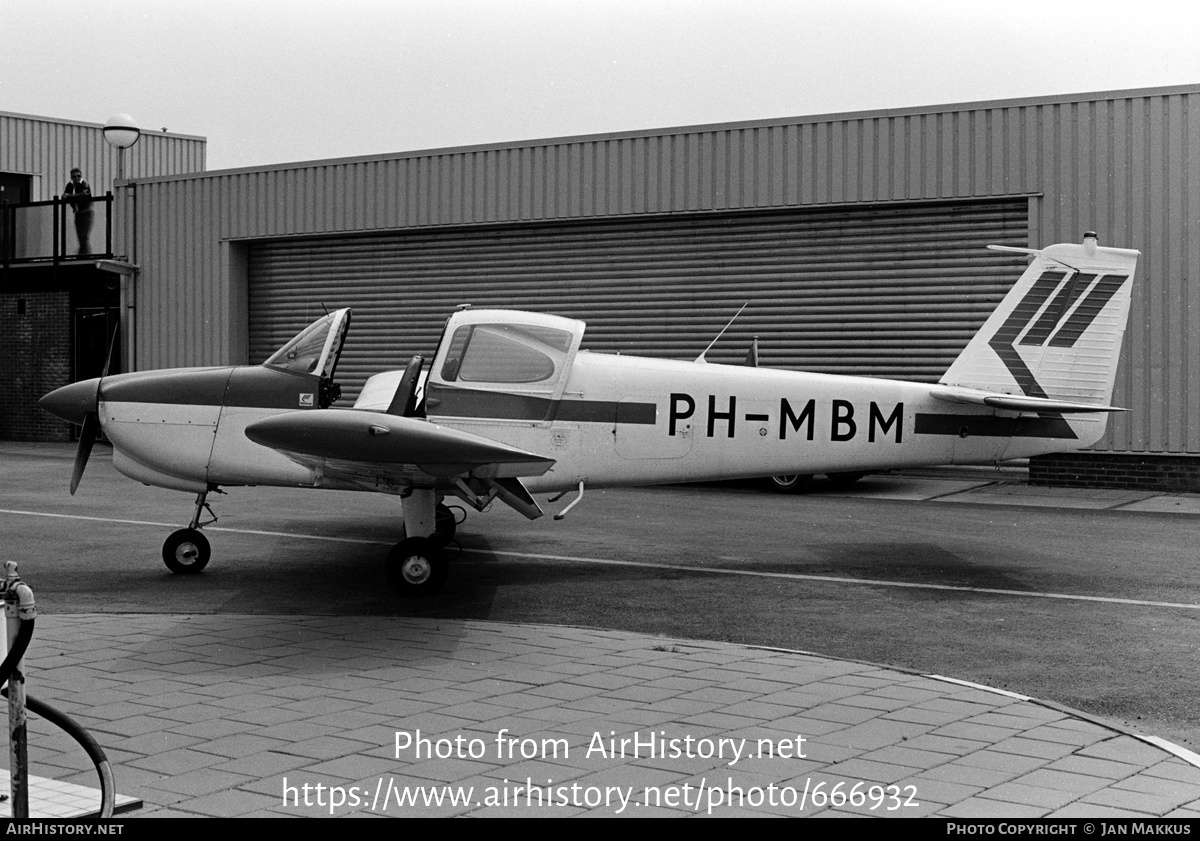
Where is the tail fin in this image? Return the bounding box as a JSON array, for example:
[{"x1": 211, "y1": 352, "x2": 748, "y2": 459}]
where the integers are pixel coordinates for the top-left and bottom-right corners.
[{"x1": 940, "y1": 233, "x2": 1139, "y2": 409}]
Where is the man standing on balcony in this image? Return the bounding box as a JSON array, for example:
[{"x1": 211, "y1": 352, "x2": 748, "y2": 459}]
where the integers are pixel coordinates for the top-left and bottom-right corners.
[{"x1": 63, "y1": 167, "x2": 93, "y2": 254}]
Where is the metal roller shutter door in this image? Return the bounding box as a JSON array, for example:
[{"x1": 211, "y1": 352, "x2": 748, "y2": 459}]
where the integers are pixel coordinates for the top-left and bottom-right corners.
[{"x1": 248, "y1": 200, "x2": 1028, "y2": 402}]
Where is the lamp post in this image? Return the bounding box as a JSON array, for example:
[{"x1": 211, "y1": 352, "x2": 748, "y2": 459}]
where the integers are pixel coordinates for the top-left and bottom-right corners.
[
  {"x1": 102, "y1": 114, "x2": 141, "y2": 181},
  {"x1": 101, "y1": 114, "x2": 141, "y2": 377}
]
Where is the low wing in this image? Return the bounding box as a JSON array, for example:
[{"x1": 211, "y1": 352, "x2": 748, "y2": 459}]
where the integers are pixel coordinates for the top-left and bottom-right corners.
[
  {"x1": 930, "y1": 385, "x2": 1127, "y2": 414},
  {"x1": 245, "y1": 409, "x2": 555, "y2": 518}
]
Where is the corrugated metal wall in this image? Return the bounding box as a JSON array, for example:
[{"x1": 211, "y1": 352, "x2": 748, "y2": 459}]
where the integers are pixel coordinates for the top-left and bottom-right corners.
[
  {"x1": 124, "y1": 85, "x2": 1200, "y2": 456},
  {"x1": 247, "y1": 201, "x2": 1028, "y2": 402},
  {"x1": 0, "y1": 111, "x2": 205, "y2": 201}
]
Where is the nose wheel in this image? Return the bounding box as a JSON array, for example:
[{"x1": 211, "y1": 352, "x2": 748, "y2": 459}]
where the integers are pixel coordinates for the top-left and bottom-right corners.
[
  {"x1": 162, "y1": 488, "x2": 218, "y2": 574},
  {"x1": 163, "y1": 528, "x2": 210, "y2": 574}
]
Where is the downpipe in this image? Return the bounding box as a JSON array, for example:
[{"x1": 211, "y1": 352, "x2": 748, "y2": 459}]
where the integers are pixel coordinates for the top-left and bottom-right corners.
[{"x1": 0, "y1": 562, "x2": 114, "y2": 819}]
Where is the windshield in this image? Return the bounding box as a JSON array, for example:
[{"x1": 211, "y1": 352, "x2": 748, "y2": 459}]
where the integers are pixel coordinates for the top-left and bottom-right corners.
[{"x1": 264, "y1": 309, "x2": 350, "y2": 378}]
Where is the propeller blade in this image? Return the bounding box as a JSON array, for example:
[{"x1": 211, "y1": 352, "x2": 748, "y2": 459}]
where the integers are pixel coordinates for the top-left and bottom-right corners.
[
  {"x1": 42, "y1": 323, "x2": 114, "y2": 494},
  {"x1": 67, "y1": 323, "x2": 114, "y2": 495},
  {"x1": 101, "y1": 323, "x2": 119, "y2": 378},
  {"x1": 70, "y1": 411, "x2": 100, "y2": 495}
]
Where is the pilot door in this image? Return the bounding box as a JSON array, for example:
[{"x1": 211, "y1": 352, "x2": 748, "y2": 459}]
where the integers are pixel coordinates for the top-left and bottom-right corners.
[
  {"x1": 424, "y1": 310, "x2": 584, "y2": 424},
  {"x1": 423, "y1": 309, "x2": 586, "y2": 479}
]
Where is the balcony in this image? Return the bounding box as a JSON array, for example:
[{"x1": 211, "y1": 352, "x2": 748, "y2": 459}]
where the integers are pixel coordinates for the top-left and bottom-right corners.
[{"x1": 1, "y1": 193, "x2": 114, "y2": 268}]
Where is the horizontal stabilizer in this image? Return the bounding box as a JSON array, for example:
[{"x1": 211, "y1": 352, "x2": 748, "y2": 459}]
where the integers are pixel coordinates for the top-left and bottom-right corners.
[
  {"x1": 930, "y1": 385, "x2": 1126, "y2": 414},
  {"x1": 245, "y1": 409, "x2": 555, "y2": 479}
]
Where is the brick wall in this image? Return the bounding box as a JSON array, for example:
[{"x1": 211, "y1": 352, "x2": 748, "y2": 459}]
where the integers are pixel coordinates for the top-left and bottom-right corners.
[
  {"x1": 0, "y1": 291, "x2": 72, "y2": 441},
  {"x1": 1030, "y1": 453, "x2": 1200, "y2": 493}
]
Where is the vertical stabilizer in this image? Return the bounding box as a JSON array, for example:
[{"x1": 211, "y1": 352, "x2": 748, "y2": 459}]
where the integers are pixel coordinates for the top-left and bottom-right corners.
[{"x1": 940, "y1": 233, "x2": 1139, "y2": 408}]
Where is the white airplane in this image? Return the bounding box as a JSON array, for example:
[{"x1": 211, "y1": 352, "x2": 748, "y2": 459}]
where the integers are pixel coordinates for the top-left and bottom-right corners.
[{"x1": 40, "y1": 233, "x2": 1138, "y2": 596}]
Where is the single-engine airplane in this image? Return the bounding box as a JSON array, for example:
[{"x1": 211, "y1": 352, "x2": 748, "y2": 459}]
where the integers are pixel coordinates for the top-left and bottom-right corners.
[{"x1": 40, "y1": 233, "x2": 1138, "y2": 596}]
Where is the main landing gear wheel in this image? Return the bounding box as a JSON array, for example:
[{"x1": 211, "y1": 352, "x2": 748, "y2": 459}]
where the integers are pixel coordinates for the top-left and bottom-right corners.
[
  {"x1": 765, "y1": 474, "x2": 814, "y2": 494},
  {"x1": 162, "y1": 528, "x2": 210, "y2": 574},
  {"x1": 386, "y1": 536, "x2": 447, "y2": 597}
]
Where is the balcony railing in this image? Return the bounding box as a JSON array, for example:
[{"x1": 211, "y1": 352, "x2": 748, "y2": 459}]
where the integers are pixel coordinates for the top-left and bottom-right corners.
[{"x1": 0, "y1": 193, "x2": 114, "y2": 267}]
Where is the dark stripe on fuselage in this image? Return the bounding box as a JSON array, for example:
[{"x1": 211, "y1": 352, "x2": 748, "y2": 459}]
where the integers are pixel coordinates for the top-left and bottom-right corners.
[
  {"x1": 101, "y1": 370, "x2": 658, "y2": 421},
  {"x1": 426, "y1": 384, "x2": 656, "y2": 424},
  {"x1": 100, "y1": 366, "x2": 323, "y2": 410},
  {"x1": 224, "y1": 366, "x2": 325, "y2": 410},
  {"x1": 100, "y1": 368, "x2": 233, "y2": 405},
  {"x1": 564, "y1": 400, "x2": 657, "y2": 425},
  {"x1": 914, "y1": 412, "x2": 1078, "y2": 439}
]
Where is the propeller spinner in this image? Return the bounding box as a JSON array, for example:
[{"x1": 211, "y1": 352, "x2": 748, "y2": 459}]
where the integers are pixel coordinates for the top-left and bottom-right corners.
[{"x1": 38, "y1": 377, "x2": 102, "y2": 495}]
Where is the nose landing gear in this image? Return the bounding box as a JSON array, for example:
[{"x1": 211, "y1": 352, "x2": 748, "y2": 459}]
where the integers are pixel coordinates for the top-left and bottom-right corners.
[
  {"x1": 162, "y1": 487, "x2": 220, "y2": 574},
  {"x1": 163, "y1": 528, "x2": 210, "y2": 574}
]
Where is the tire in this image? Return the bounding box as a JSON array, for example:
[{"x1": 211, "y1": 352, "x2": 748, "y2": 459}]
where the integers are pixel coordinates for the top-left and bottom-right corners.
[
  {"x1": 163, "y1": 528, "x2": 210, "y2": 574},
  {"x1": 764, "y1": 474, "x2": 814, "y2": 494},
  {"x1": 826, "y1": 471, "x2": 867, "y2": 487},
  {"x1": 385, "y1": 537, "x2": 447, "y2": 596}
]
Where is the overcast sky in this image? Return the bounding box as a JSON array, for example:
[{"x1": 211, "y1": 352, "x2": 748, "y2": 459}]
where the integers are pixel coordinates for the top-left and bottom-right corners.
[{"x1": 6, "y1": 0, "x2": 1200, "y2": 172}]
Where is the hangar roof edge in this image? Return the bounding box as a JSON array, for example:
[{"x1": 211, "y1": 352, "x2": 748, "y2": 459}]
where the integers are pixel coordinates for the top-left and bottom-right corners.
[
  {"x1": 0, "y1": 110, "x2": 206, "y2": 142},
  {"x1": 125, "y1": 82, "x2": 1200, "y2": 186}
]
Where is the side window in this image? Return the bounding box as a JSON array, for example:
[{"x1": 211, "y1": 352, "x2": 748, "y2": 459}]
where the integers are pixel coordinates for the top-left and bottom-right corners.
[{"x1": 440, "y1": 324, "x2": 570, "y2": 385}]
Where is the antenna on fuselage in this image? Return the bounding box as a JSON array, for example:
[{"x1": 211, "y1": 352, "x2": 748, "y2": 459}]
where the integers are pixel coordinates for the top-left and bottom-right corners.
[{"x1": 694, "y1": 302, "x2": 749, "y2": 364}]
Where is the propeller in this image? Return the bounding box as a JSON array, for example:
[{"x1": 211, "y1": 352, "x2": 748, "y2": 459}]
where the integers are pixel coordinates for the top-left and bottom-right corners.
[
  {"x1": 41, "y1": 323, "x2": 118, "y2": 495},
  {"x1": 70, "y1": 411, "x2": 100, "y2": 495}
]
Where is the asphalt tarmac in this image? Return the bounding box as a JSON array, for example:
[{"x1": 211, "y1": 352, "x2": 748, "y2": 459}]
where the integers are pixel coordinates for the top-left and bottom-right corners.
[{"x1": 2, "y1": 442, "x2": 1198, "y2": 756}]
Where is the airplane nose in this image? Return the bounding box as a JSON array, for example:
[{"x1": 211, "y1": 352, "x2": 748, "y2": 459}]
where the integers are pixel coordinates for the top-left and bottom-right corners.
[{"x1": 39, "y1": 378, "x2": 101, "y2": 425}]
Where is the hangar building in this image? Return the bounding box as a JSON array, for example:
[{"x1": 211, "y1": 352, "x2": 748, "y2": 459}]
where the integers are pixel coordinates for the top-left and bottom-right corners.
[{"x1": 18, "y1": 86, "x2": 1200, "y2": 490}]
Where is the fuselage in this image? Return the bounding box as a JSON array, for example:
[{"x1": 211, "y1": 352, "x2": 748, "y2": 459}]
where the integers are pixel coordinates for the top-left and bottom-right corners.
[
  {"x1": 74, "y1": 347, "x2": 1101, "y2": 497},
  {"x1": 427, "y1": 350, "x2": 1104, "y2": 493}
]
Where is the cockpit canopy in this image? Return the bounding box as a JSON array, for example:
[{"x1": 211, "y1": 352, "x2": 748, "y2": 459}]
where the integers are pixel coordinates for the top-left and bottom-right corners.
[
  {"x1": 263, "y1": 308, "x2": 351, "y2": 381},
  {"x1": 427, "y1": 309, "x2": 585, "y2": 420}
]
